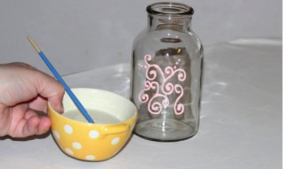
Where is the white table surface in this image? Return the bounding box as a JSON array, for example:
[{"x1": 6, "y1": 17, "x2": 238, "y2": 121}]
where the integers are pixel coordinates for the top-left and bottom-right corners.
[{"x1": 0, "y1": 38, "x2": 281, "y2": 169}]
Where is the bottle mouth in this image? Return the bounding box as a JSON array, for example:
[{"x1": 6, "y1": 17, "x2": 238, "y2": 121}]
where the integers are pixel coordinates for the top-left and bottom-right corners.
[{"x1": 147, "y1": 2, "x2": 194, "y2": 16}]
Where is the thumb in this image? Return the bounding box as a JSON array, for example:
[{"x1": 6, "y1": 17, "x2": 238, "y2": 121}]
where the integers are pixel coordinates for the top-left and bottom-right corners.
[
  {"x1": 34, "y1": 72, "x2": 65, "y2": 113},
  {"x1": 48, "y1": 92, "x2": 65, "y2": 113}
]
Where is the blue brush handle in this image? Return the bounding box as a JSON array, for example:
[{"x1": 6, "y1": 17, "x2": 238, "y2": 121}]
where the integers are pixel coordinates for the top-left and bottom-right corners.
[{"x1": 38, "y1": 51, "x2": 94, "y2": 123}]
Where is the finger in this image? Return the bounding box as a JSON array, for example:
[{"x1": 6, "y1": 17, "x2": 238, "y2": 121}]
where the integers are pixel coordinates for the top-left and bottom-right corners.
[
  {"x1": 36, "y1": 116, "x2": 51, "y2": 135},
  {"x1": 28, "y1": 96, "x2": 48, "y2": 113},
  {"x1": 24, "y1": 109, "x2": 37, "y2": 120},
  {"x1": 0, "y1": 64, "x2": 41, "y2": 106},
  {"x1": 6, "y1": 62, "x2": 38, "y2": 71},
  {"x1": 10, "y1": 114, "x2": 40, "y2": 137},
  {"x1": 23, "y1": 108, "x2": 51, "y2": 136},
  {"x1": 9, "y1": 109, "x2": 51, "y2": 137},
  {"x1": 10, "y1": 104, "x2": 28, "y2": 121},
  {"x1": 23, "y1": 115, "x2": 40, "y2": 137},
  {"x1": 32, "y1": 71, "x2": 65, "y2": 113},
  {"x1": 0, "y1": 63, "x2": 64, "y2": 112}
]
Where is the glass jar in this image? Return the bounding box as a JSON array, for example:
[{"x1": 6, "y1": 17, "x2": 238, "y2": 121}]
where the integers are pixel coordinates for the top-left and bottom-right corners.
[{"x1": 131, "y1": 2, "x2": 203, "y2": 141}]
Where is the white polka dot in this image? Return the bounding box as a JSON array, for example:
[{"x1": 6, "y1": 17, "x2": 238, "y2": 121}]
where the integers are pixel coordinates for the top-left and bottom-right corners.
[
  {"x1": 89, "y1": 130, "x2": 99, "y2": 139},
  {"x1": 111, "y1": 137, "x2": 120, "y2": 145},
  {"x1": 72, "y1": 142, "x2": 82, "y2": 149},
  {"x1": 64, "y1": 125, "x2": 73, "y2": 134},
  {"x1": 85, "y1": 155, "x2": 96, "y2": 160},
  {"x1": 53, "y1": 130, "x2": 60, "y2": 140},
  {"x1": 65, "y1": 148, "x2": 73, "y2": 155}
]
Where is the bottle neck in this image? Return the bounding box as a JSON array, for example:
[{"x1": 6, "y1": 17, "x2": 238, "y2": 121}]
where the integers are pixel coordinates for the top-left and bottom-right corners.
[
  {"x1": 147, "y1": 14, "x2": 192, "y2": 32},
  {"x1": 146, "y1": 2, "x2": 194, "y2": 32}
]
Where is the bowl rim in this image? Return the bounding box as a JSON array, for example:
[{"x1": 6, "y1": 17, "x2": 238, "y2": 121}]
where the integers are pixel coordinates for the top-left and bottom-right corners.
[{"x1": 48, "y1": 88, "x2": 138, "y2": 126}]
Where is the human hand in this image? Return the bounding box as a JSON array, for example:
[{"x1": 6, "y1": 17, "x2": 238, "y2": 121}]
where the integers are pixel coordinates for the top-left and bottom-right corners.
[{"x1": 0, "y1": 62, "x2": 64, "y2": 138}]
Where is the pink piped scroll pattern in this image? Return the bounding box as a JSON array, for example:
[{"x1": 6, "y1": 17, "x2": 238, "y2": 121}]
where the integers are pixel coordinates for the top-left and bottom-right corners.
[{"x1": 138, "y1": 54, "x2": 186, "y2": 115}]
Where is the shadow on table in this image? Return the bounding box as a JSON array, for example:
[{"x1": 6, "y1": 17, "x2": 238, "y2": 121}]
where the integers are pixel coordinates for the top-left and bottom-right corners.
[{"x1": 0, "y1": 130, "x2": 51, "y2": 141}]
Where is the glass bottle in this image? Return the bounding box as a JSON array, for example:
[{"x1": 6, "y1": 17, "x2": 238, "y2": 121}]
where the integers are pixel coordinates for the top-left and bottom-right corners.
[{"x1": 131, "y1": 2, "x2": 203, "y2": 141}]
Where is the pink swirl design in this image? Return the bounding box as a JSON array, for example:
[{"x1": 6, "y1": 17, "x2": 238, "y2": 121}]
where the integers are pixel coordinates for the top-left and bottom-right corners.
[
  {"x1": 147, "y1": 82, "x2": 169, "y2": 114},
  {"x1": 139, "y1": 81, "x2": 151, "y2": 103},
  {"x1": 139, "y1": 81, "x2": 169, "y2": 114},
  {"x1": 150, "y1": 82, "x2": 169, "y2": 110},
  {"x1": 144, "y1": 54, "x2": 165, "y2": 81},
  {"x1": 162, "y1": 66, "x2": 175, "y2": 95},
  {"x1": 161, "y1": 66, "x2": 186, "y2": 95},
  {"x1": 176, "y1": 68, "x2": 186, "y2": 81},
  {"x1": 174, "y1": 84, "x2": 185, "y2": 115},
  {"x1": 148, "y1": 94, "x2": 169, "y2": 115},
  {"x1": 138, "y1": 54, "x2": 187, "y2": 115}
]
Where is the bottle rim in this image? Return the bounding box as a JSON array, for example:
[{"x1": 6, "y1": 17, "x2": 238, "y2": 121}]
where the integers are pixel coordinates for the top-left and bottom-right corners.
[{"x1": 146, "y1": 2, "x2": 194, "y2": 16}]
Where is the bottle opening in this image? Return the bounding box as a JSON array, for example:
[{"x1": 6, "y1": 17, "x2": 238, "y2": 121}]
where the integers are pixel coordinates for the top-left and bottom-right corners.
[{"x1": 147, "y1": 2, "x2": 194, "y2": 16}]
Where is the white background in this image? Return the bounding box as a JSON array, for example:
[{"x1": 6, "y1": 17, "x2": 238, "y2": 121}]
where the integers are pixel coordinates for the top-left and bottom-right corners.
[
  {"x1": 0, "y1": 1, "x2": 281, "y2": 168},
  {"x1": 0, "y1": 0, "x2": 281, "y2": 75}
]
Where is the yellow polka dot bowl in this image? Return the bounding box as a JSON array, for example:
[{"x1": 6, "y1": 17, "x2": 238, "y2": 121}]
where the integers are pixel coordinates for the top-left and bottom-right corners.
[{"x1": 47, "y1": 88, "x2": 137, "y2": 161}]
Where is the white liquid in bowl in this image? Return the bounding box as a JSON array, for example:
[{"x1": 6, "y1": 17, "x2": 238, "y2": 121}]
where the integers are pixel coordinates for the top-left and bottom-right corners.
[{"x1": 63, "y1": 110, "x2": 121, "y2": 124}]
